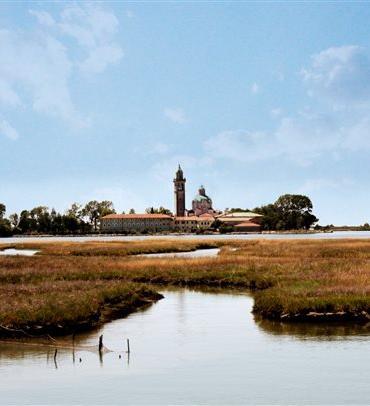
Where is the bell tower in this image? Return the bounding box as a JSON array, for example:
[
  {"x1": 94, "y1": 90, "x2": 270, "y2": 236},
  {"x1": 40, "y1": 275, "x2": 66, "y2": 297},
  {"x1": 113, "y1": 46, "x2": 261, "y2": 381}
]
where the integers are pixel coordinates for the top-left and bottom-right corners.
[{"x1": 174, "y1": 164, "x2": 186, "y2": 217}]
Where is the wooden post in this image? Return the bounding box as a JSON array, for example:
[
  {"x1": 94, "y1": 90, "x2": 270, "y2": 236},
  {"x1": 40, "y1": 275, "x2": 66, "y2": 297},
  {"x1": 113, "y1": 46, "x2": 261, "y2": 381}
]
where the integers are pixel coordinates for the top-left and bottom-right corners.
[
  {"x1": 126, "y1": 338, "x2": 130, "y2": 354},
  {"x1": 53, "y1": 348, "x2": 58, "y2": 369},
  {"x1": 99, "y1": 335, "x2": 103, "y2": 352}
]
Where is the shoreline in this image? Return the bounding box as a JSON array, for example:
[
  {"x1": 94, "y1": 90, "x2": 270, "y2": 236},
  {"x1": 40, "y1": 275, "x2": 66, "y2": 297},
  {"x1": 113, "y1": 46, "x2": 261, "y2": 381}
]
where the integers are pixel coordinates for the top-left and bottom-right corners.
[
  {"x1": 0, "y1": 290, "x2": 163, "y2": 339},
  {"x1": 1, "y1": 238, "x2": 370, "y2": 338},
  {"x1": 2, "y1": 284, "x2": 369, "y2": 340}
]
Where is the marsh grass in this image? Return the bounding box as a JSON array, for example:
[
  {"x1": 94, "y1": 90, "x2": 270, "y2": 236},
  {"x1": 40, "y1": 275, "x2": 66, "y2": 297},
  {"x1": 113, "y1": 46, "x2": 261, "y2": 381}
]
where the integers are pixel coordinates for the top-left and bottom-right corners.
[{"x1": 1, "y1": 238, "x2": 370, "y2": 334}]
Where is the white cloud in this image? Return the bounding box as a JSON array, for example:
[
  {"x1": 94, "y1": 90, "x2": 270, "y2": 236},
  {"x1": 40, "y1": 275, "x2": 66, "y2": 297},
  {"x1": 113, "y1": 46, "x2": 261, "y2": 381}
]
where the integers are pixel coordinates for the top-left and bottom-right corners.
[
  {"x1": 29, "y1": 10, "x2": 55, "y2": 27},
  {"x1": 126, "y1": 10, "x2": 135, "y2": 18},
  {"x1": 343, "y1": 116, "x2": 370, "y2": 151},
  {"x1": 301, "y1": 45, "x2": 370, "y2": 105},
  {"x1": 250, "y1": 82, "x2": 259, "y2": 94},
  {"x1": 59, "y1": 3, "x2": 123, "y2": 74},
  {"x1": 0, "y1": 29, "x2": 87, "y2": 128},
  {"x1": 270, "y1": 108, "x2": 282, "y2": 118},
  {"x1": 79, "y1": 44, "x2": 123, "y2": 74},
  {"x1": 0, "y1": 80, "x2": 21, "y2": 106},
  {"x1": 0, "y1": 119, "x2": 19, "y2": 140},
  {"x1": 205, "y1": 45, "x2": 370, "y2": 166},
  {"x1": 164, "y1": 107, "x2": 187, "y2": 124},
  {"x1": 0, "y1": 3, "x2": 123, "y2": 136},
  {"x1": 204, "y1": 130, "x2": 279, "y2": 163},
  {"x1": 204, "y1": 112, "x2": 363, "y2": 166}
]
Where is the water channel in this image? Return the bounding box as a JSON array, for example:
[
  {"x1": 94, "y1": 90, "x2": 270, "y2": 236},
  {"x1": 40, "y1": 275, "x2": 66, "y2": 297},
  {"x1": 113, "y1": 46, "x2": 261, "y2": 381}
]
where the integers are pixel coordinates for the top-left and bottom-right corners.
[
  {"x1": 1, "y1": 230, "x2": 370, "y2": 244},
  {"x1": 1, "y1": 289, "x2": 370, "y2": 405}
]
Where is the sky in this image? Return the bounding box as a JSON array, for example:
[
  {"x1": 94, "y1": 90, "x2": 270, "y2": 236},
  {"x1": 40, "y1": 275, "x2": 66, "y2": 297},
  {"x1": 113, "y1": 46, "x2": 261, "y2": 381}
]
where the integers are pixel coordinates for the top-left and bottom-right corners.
[{"x1": 1, "y1": 1, "x2": 370, "y2": 225}]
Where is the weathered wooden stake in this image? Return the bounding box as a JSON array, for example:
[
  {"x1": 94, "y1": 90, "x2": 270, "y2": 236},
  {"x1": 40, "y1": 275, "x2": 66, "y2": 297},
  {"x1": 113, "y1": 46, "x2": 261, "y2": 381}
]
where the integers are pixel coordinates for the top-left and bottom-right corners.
[
  {"x1": 54, "y1": 348, "x2": 58, "y2": 361},
  {"x1": 126, "y1": 338, "x2": 130, "y2": 354},
  {"x1": 99, "y1": 335, "x2": 103, "y2": 352}
]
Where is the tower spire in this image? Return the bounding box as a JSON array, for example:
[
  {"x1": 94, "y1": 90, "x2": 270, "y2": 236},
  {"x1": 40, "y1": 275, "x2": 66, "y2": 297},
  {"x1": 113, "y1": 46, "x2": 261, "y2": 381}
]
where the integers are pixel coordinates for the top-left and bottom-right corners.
[{"x1": 174, "y1": 165, "x2": 186, "y2": 216}]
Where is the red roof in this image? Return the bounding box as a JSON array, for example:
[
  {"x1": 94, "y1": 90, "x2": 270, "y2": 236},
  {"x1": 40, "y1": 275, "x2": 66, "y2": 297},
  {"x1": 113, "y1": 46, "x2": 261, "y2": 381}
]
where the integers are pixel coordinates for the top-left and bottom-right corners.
[
  {"x1": 175, "y1": 216, "x2": 212, "y2": 222},
  {"x1": 234, "y1": 221, "x2": 261, "y2": 228},
  {"x1": 102, "y1": 214, "x2": 173, "y2": 220}
]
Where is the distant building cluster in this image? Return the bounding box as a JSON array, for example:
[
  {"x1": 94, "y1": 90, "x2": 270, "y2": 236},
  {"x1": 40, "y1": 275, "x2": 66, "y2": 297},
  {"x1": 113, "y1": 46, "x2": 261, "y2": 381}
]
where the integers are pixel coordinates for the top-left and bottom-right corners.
[{"x1": 101, "y1": 166, "x2": 262, "y2": 233}]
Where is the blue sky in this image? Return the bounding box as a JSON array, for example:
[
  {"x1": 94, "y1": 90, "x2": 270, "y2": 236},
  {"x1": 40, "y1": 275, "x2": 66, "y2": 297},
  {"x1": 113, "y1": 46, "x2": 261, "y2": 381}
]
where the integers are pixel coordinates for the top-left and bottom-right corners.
[{"x1": 1, "y1": 1, "x2": 370, "y2": 225}]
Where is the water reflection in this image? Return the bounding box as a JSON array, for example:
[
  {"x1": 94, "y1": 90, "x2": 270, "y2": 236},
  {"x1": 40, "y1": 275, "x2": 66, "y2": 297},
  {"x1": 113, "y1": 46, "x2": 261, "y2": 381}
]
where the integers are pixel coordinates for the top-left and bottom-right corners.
[
  {"x1": 256, "y1": 317, "x2": 370, "y2": 340},
  {"x1": 1, "y1": 289, "x2": 370, "y2": 405}
]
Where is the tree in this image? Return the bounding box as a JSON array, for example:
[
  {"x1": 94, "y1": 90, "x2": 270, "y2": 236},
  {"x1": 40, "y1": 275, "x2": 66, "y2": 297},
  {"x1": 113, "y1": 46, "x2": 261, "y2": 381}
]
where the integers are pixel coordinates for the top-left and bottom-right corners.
[
  {"x1": 253, "y1": 204, "x2": 281, "y2": 231},
  {"x1": 0, "y1": 203, "x2": 5, "y2": 219},
  {"x1": 129, "y1": 208, "x2": 136, "y2": 214},
  {"x1": 145, "y1": 206, "x2": 172, "y2": 215},
  {"x1": 274, "y1": 194, "x2": 318, "y2": 230},
  {"x1": 254, "y1": 194, "x2": 318, "y2": 231},
  {"x1": 82, "y1": 200, "x2": 115, "y2": 231},
  {"x1": 0, "y1": 219, "x2": 12, "y2": 237},
  {"x1": 226, "y1": 208, "x2": 250, "y2": 213},
  {"x1": 30, "y1": 206, "x2": 51, "y2": 233},
  {"x1": 9, "y1": 213, "x2": 19, "y2": 228},
  {"x1": 219, "y1": 224, "x2": 234, "y2": 234},
  {"x1": 18, "y1": 210, "x2": 35, "y2": 233},
  {"x1": 66, "y1": 203, "x2": 83, "y2": 219},
  {"x1": 0, "y1": 203, "x2": 12, "y2": 236}
]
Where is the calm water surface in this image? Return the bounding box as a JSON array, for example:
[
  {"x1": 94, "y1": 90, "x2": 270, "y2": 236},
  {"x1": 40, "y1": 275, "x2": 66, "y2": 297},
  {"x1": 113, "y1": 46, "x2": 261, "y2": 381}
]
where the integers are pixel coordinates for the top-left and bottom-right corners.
[
  {"x1": 1, "y1": 289, "x2": 370, "y2": 405},
  {"x1": 139, "y1": 247, "x2": 220, "y2": 258},
  {"x1": 0, "y1": 248, "x2": 39, "y2": 256},
  {"x1": 1, "y1": 230, "x2": 370, "y2": 244}
]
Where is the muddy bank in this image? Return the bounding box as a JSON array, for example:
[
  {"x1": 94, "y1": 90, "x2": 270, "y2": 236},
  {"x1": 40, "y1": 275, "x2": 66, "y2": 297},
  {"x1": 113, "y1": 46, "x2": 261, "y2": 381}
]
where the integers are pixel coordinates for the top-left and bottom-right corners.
[
  {"x1": 254, "y1": 309, "x2": 370, "y2": 323},
  {"x1": 0, "y1": 291, "x2": 163, "y2": 339}
]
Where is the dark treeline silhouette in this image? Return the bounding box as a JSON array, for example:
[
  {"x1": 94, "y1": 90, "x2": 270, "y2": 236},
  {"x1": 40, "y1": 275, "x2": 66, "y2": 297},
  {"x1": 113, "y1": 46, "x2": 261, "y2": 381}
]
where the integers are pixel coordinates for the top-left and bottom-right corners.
[
  {"x1": 226, "y1": 194, "x2": 320, "y2": 231},
  {"x1": 253, "y1": 194, "x2": 319, "y2": 231},
  {"x1": 0, "y1": 201, "x2": 115, "y2": 236},
  {"x1": 0, "y1": 194, "x2": 334, "y2": 237}
]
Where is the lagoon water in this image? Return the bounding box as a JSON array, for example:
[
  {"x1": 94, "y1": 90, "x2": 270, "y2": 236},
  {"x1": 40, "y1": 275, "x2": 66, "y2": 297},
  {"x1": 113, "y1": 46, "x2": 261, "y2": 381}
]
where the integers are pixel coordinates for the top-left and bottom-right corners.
[
  {"x1": 1, "y1": 289, "x2": 370, "y2": 405},
  {"x1": 0, "y1": 248, "x2": 39, "y2": 256},
  {"x1": 1, "y1": 230, "x2": 370, "y2": 244},
  {"x1": 139, "y1": 247, "x2": 220, "y2": 258}
]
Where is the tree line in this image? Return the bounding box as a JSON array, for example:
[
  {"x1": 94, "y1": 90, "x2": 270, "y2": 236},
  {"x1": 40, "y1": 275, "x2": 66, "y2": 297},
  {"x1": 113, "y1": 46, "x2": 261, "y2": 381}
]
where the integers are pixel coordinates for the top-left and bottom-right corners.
[
  {"x1": 0, "y1": 201, "x2": 116, "y2": 236},
  {"x1": 223, "y1": 194, "x2": 319, "y2": 232},
  {"x1": 0, "y1": 201, "x2": 178, "y2": 236},
  {"x1": 0, "y1": 194, "x2": 330, "y2": 237}
]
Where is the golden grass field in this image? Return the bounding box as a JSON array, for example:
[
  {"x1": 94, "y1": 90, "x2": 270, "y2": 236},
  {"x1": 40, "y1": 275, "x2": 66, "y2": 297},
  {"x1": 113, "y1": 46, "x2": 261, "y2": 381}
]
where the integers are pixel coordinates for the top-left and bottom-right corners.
[{"x1": 1, "y1": 238, "x2": 370, "y2": 336}]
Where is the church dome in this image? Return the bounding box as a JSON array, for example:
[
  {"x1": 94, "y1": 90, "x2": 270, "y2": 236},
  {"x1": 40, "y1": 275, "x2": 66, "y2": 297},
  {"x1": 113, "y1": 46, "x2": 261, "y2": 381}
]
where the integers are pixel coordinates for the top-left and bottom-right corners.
[
  {"x1": 193, "y1": 185, "x2": 211, "y2": 202},
  {"x1": 193, "y1": 194, "x2": 211, "y2": 202},
  {"x1": 192, "y1": 185, "x2": 214, "y2": 216}
]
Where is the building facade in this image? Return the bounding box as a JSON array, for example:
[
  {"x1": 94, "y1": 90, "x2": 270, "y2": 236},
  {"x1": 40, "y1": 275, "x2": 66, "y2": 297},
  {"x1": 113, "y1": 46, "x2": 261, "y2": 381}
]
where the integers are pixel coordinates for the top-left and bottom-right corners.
[
  {"x1": 174, "y1": 216, "x2": 215, "y2": 232},
  {"x1": 174, "y1": 165, "x2": 186, "y2": 217},
  {"x1": 101, "y1": 214, "x2": 173, "y2": 233},
  {"x1": 101, "y1": 167, "x2": 262, "y2": 234},
  {"x1": 216, "y1": 211, "x2": 262, "y2": 232},
  {"x1": 191, "y1": 185, "x2": 215, "y2": 216}
]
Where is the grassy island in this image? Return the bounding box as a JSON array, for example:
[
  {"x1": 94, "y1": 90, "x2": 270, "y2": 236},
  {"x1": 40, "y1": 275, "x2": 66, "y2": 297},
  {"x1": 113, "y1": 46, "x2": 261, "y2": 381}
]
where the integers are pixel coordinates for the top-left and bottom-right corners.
[{"x1": 0, "y1": 238, "x2": 370, "y2": 337}]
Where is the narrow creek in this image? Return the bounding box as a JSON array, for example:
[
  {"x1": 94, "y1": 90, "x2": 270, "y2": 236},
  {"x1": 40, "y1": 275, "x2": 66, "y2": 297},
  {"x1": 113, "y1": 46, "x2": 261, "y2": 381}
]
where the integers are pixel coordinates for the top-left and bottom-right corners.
[{"x1": 1, "y1": 288, "x2": 370, "y2": 405}]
